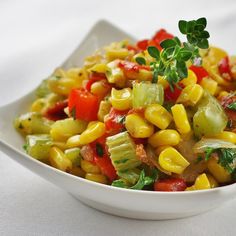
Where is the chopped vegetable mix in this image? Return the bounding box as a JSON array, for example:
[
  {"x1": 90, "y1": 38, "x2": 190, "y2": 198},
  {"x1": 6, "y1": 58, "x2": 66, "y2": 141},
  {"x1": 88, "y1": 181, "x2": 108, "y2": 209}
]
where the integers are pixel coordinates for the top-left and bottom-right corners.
[{"x1": 15, "y1": 17, "x2": 236, "y2": 191}]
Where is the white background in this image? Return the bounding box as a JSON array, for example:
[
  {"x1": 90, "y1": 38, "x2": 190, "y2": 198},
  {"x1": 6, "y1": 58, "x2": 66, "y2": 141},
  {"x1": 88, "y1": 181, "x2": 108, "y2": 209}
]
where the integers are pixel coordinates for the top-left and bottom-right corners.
[{"x1": 0, "y1": 0, "x2": 236, "y2": 235}]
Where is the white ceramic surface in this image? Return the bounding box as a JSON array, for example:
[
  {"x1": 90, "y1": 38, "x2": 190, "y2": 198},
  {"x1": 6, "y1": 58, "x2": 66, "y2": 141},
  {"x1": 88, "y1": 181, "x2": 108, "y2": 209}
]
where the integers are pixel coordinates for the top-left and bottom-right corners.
[{"x1": 0, "y1": 20, "x2": 236, "y2": 220}]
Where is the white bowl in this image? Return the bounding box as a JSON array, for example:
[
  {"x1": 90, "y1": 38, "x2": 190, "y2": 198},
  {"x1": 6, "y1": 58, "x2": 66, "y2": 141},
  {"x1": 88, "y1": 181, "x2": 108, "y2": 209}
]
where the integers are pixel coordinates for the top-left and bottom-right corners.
[{"x1": 0, "y1": 20, "x2": 236, "y2": 220}]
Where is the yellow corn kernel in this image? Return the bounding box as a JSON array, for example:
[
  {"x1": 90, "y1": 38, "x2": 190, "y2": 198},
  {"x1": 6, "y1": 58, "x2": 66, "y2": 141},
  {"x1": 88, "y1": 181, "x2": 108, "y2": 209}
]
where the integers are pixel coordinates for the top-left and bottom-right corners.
[
  {"x1": 66, "y1": 135, "x2": 81, "y2": 148},
  {"x1": 90, "y1": 80, "x2": 110, "y2": 97},
  {"x1": 195, "y1": 173, "x2": 211, "y2": 190},
  {"x1": 70, "y1": 167, "x2": 86, "y2": 178},
  {"x1": 125, "y1": 113, "x2": 154, "y2": 138},
  {"x1": 158, "y1": 147, "x2": 190, "y2": 174},
  {"x1": 148, "y1": 129, "x2": 181, "y2": 148},
  {"x1": 67, "y1": 68, "x2": 88, "y2": 87},
  {"x1": 171, "y1": 104, "x2": 191, "y2": 134},
  {"x1": 200, "y1": 77, "x2": 218, "y2": 95},
  {"x1": 49, "y1": 146, "x2": 72, "y2": 172},
  {"x1": 88, "y1": 63, "x2": 108, "y2": 73},
  {"x1": 158, "y1": 76, "x2": 169, "y2": 89},
  {"x1": 106, "y1": 60, "x2": 126, "y2": 87},
  {"x1": 186, "y1": 173, "x2": 211, "y2": 191},
  {"x1": 210, "y1": 131, "x2": 236, "y2": 144},
  {"x1": 144, "y1": 104, "x2": 172, "y2": 130},
  {"x1": 203, "y1": 46, "x2": 228, "y2": 66},
  {"x1": 81, "y1": 160, "x2": 101, "y2": 174},
  {"x1": 53, "y1": 141, "x2": 67, "y2": 151},
  {"x1": 48, "y1": 77, "x2": 78, "y2": 96},
  {"x1": 111, "y1": 88, "x2": 132, "y2": 110},
  {"x1": 31, "y1": 98, "x2": 47, "y2": 113},
  {"x1": 50, "y1": 118, "x2": 88, "y2": 142},
  {"x1": 106, "y1": 48, "x2": 130, "y2": 61},
  {"x1": 85, "y1": 173, "x2": 108, "y2": 184},
  {"x1": 207, "y1": 157, "x2": 231, "y2": 183},
  {"x1": 155, "y1": 145, "x2": 171, "y2": 156},
  {"x1": 177, "y1": 84, "x2": 204, "y2": 106},
  {"x1": 136, "y1": 69, "x2": 153, "y2": 81},
  {"x1": 53, "y1": 68, "x2": 67, "y2": 78},
  {"x1": 218, "y1": 91, "x2": 229, "y2": 100},
  {"x1": 97, "y1": 100, "x2": 111, "y2": 122},
  {"x1": 181, "y1": 70, "x2": 197, "y2": 86},
  {"x1": 79, "y1": 121, "x2": 106, "y2": 145},
  {"x1": 206, "y1": 174, "x2": 219, "y2": 188}
]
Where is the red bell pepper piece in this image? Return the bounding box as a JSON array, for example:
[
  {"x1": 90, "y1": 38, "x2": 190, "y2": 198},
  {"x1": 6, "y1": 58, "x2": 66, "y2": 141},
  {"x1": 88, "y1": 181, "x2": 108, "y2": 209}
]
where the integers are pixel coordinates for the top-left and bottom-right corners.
[
  {"x1": 218, "y1": 56, "x2": 231, "y2": 75},
  {"x1": 164, "y1": 84, "x2": 183, "y2": 102},
  {"x1": 154, "y1": 178, "x2": 187, "y2": 192},
  {"x1": 44, "y1": 100, "x2": 68, "y2": 121},
  {"x1": 189, "y1": 65, "x2": 209, "y2": 83},
  {"x1": 68, "y1": 89, "x2": 99, "y2": 121},
  {"x1": 136, "y1": 39, "x2": 149, "y2": 51},
  {"x1": 104, "y1": 108, "x2": 128, "y2": 135},
  {"x1": 90, "y1": 135, "x2": 117, "y2": 181}
]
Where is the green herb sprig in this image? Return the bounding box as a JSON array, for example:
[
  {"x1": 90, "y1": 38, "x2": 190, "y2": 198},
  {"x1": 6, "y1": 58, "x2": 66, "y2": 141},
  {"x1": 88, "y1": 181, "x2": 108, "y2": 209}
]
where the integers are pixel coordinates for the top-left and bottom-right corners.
[{"x1": 137, "y1": 17, "x2": 210, "y2": 90}]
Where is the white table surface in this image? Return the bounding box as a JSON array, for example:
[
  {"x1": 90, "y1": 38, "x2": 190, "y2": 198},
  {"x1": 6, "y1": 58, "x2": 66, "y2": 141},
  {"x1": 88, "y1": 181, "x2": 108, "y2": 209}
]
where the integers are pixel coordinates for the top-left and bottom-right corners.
[{"x1": 0, "y1": 0, "x2": 236, "y2": 235}]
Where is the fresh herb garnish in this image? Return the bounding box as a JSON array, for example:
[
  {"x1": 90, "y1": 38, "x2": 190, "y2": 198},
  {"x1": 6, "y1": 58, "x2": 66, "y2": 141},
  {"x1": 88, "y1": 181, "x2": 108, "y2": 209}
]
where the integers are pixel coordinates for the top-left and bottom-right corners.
[
  {"x1": 112, "y1": 169, "x2": 158, "y2": 190},
  {"x1": 146, "y1": 17, "x2": 210, "y2": 89},
  {"x1": 117, "y1": 115, "x2": 126, "y2": 124},
  {"x1": 95, "y1": 143, "x2": 104, "y2": 157},
  {"x1": 135, "y1": 57, "x2": 146, "y2": 65},
  {"x1": 227, "y1": 102, "x2": 236, "y2": 110},
  {"x1": 203, "y1": 147, "x2": 236, "y2": 174},
  {"x1": 217, "y1": 148, "x2": 236, "y2": 173},
  {"x1": 205, "y1": 147, "x2": 215, "y2": 161}
]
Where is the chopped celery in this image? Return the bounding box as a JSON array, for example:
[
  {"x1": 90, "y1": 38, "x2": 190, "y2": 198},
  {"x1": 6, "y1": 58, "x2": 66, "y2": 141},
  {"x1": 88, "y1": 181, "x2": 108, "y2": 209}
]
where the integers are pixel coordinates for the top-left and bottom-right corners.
[
  {"x1": 36, "y1": 79, "x2": 51, "y2": 98},
  {"x1": 117, "y1": 168, "x2": 141, "y2": 185},
  {"x1": 193, "y1": 91, "x2": 228, "y2": 138},
  {"x1": 64, "y1": 148, "x2": 81, "y2": 167},
  {"x1": 25, "y1": 134, "x2": 52, "y2": 161},
  {"x1": 106, "y1": 131, "x2": 141, "y2": 172},
  {"x1": 14, "y1": 112, "x2": 53, "y2": 135},
  {"x1": 132, "y1": 82, "x2": 164, "y2": 108}
]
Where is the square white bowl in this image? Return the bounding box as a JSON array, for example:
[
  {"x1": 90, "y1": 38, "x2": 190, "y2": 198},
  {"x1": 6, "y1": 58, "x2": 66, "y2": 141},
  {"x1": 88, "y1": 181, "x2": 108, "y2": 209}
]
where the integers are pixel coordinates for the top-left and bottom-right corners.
[{"x1": 0, "y1": 20, "x2": 236, "y2": 220}]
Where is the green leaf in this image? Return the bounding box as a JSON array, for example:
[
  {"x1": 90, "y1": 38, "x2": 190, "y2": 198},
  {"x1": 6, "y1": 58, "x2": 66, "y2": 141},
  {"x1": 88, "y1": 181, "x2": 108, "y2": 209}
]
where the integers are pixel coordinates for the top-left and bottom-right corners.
[
  {"x1": 152, "y1": 69, "x2": 159, "y2": 83},
  {"x1": 197, "y1": 38, "x2": 209, "y2": 49},
  {"x1": 173, "y1": 36, "x2": 181, "y2": 46},
  {"x1": 135, "y1": 57, "x2": 146, "y2": 65},
  {"x1": 197, "y1": 17, "x2": 207, "y2": 28},
  {"x1": 199, "y1": 31, "x2": 210, "y2": 39},
  {"x1": 217, "y1": 148, "x2": 236, "y2": 173},
  {"x1": 178, "y1": 49, "x2": 192, "y2": 61},
  {"x1": 205, "y1": 147, "x2": 215, "y2": 161},
  {"x1": 186, "y1": 20, "x2": 196, "y2": 32},
  {"x1": 176, "y1": 60, "x2": 188, "y2": 78},
  {"x1": 178, "y1": 20, "x2": 187, "y2": 34},
  {"x1": 147, "y1": 46, "x2": 160, "y2": 59},
  {"x1": 227, "y1": 102, "x2": 236, "y2": 110},
  {"x1": 194, "y1": 24, "x2": 205, "y2": 31},
  {"x1": 112, "y1": 179, "x2": 128, "y2": 188},
  {"x1": 160, "y1": 39, "x2": 176, "y2": 49},
  {"x1": 130, "y1": 170, "x2": 154, "y2": 190}
]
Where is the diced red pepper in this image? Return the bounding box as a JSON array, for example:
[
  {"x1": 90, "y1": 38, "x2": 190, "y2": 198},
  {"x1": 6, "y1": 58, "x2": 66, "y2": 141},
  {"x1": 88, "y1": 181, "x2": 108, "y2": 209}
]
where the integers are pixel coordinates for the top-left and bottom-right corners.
[
  {"x1": 218, "y1": 56, "x2": 232, "y2": 81},
  {"x1": 152, "y1": 29, "x2": 174, "y2": 50},
  {"x1": 126, "y1": 45, "x2": 138, "y2": 52},
  {"x1": 189, "y1": 65, "x2": 209, "y2": 83},
  {"x1": 118, "y1": 61, "x2": 150, "y2": 79},
  {"x1": 164, "y1": 84, "x2": 183, "y2": 102},
  {"x1": 136, "y1": 39, "x2": 149, "y2": 51},
  {"x1": 90, "y1": 135, "x2": 117, "y2": 181},
  {"x1": 220, "y1": 95, "x2": 236, "y2": 121},
  {"x1": 154, "y1": 178, "x2": 187, "y2": 192},
  {"x1": 104, "y1": 108, "x2": 128, "y2": 135},
  {"x1": 68, "y1": 89, "x2": 99, "y2": 121},
  {"x1": 44, "y1": 100, "x2": 68, "y2": 121}
]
